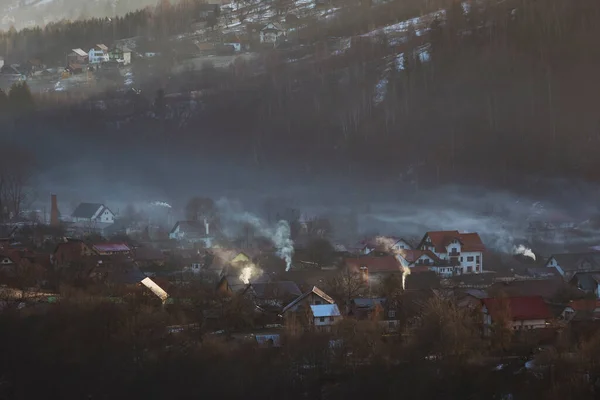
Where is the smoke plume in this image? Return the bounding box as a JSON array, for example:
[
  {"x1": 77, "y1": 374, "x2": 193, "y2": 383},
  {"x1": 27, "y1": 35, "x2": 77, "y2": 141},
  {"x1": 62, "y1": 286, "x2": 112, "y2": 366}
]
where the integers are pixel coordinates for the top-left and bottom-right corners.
[
  {"x1": 216, "y1": 199, "x2": 295, "y2": 271},
  {"x1": 375, "y1": 236, "x2": 411, "y2": 290},
  {"x1": 513, "y1": 245, "x2": 536, "y2": 261}
]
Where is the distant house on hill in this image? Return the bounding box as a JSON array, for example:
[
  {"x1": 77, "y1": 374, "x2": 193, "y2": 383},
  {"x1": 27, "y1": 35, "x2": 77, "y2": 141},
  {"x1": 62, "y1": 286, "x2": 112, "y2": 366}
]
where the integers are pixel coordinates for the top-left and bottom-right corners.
[
  {"x1": 67, "y1": 48, "x2": 89, "y2": 65},
  {"x1": 260, "y1": 23, "x2": 286, "y2": 44},
  {"x1": 71, "y1": 203, "x2": 115, "y2": 224},
  {"x1": 169, "y1": 220, "x2": 213, "y2": 247},
  {"x1": 88, "y1": 44, "x2": 109, "y2": 64}
]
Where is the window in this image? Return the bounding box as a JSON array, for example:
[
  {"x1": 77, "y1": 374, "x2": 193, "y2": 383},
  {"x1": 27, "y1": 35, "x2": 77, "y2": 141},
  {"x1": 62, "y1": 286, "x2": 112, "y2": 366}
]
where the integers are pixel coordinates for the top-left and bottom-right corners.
[
  {"x1": 476, "y1": 256, "x2": 480, "y2": 263},
  {"x1": 467, "y1": 256, "x2": 474, "y2": 262},
  {"x1": 475, "y1": 266, "x2": 479, "y2": 272},
  {"x1": 388, "y1": 310, "x2": 396, "y2": 318},
  {"x1": 460, "y1": 257, "x2": 463, "y2": 262},
  {"x1": 319, "y1": 317, "x2": 325, "y2": 323},
  {"x1": 467, "y1": 266, "x2": 473, "y2": 273},
  {"x1": 315, "y1": 300, "x2": 322, "y2": 305}
]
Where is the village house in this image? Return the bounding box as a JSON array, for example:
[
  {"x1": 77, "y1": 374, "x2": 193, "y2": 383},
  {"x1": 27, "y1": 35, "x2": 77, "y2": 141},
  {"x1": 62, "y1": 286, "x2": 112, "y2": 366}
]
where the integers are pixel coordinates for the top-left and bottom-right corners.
[
  {"x1": 248, "y1": 281, "x2": 302, "y2": 311},
  {"x1": 344, "y1": 254, "x2": 405, "y2": 284},
  {"x1": 67, "y1": 48, "x2": 88, "y2": 66},
  {"x1": 569, "y1": 272, "x2": 600, "y2": 298},
  {"x1": 481, "y1": 296, "x2": 552, "y2": 334},
  {"x1": 71, "y1": 203, "x2": 115, "y2": 224},
  {"x1": 418, "y1": 231, "x2": 486, "y2": 275},
  {"x1": 348, "y1": 297, "x2": 400, "y2": 332},
  {"x1": 88, "y1": 44, "x2": 110, "y2": 64},
  {"x1": 360, "y1": 237, "x2": 412, "y2": 255},
  {"x1": 561, "y1": 299, "x2": 600, "y2": 322},
  {"x1": 545, "y1": 252, "x2": 600, "y2": 281},
  {"x1": 394, "y1": 249, "x2": 455, "y2": 277},
  {"x1": 169, "y1": 220, "x2": 213, "y2": 247},
  {"x1": 259, "y1": 23, "x2": 286, "y2": 44},
  {"x1": 282, "y1": 286, "x2": 336, "y2": 334},
  {"x1": 53, "y1": 238, "x2": 97, "y2": 266},
  {"x1": 310, "y1": 304, "x2": 342, "y2": 333},
  {"x1": 109, "y1": 46, "x2": 132, "y2": 65}
]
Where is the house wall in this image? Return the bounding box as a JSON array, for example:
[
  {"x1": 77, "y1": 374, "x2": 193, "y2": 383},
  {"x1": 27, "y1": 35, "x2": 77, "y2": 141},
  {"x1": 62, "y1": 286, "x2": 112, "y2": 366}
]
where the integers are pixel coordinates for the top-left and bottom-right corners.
[
  {"x1": 123, "y1": 52, "x2": 131, "y2": 65},
  {"x1": 458, "y1": 251, "x2": 483, "y2": 274},
  {"x1": 313, "y1": 315, "x2": 341, "y2": 327},
  {"x1": 286, "y1": 292, "x2": 332, "y2": 313},
  {"x1": 89, "y1": 49, "x2": 109, "y2": 64}
]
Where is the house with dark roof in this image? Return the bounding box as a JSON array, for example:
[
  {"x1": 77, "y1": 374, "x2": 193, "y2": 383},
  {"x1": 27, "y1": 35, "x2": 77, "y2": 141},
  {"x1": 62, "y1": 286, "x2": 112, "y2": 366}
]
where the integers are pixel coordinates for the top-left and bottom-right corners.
[
  {"x1": 71, "y1": 203, "x2": 115, "y2": 224},
  {"x1": 569, "y1": 272, "x2": 600, "y2": 298},
  {"x1": 481, "y1": 296, "x2": 552, "y2": 333},
  {"x1": 348, "y1": 297, "x2": 400, "y2": 332},
  {"x1": 418, "y1": 231, "x2": 486, "y2": 275},
  {"x1": 344, "y1": 254, "x2": 402, "y2": 280},
  {"x1": 249, "y1": 281, "x2": 302, "y2": 310},
  {"x1": 545, "y1": 252, "x2": 600, "y2": 281},
  {"x1": 169, "y1": 220, "x2": 213, "y2": 247},
  {"x1": 489, "y1": 278, "x2": 564, "y2": 301},
  {"x1": 281, "y1": 286, "x2": 338, "y2": 334}
]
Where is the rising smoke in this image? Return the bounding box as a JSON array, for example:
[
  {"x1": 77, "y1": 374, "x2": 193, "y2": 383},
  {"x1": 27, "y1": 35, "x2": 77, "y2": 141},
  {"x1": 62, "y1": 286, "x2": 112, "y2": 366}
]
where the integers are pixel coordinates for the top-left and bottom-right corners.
[
  {"x1": 216, "y1": 199, "x2": 295, "y2": 271},
  {"x1": 374, "y1": 236, "x2": 411, "y2": 290},
  {"x1": 513, "y1": 245, "x2": 536, "y2": 260}
]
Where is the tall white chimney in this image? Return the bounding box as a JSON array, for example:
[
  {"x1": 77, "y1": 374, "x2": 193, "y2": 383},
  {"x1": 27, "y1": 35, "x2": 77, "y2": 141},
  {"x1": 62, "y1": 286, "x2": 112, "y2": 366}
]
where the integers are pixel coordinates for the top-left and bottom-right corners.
[{"x1": 204, "y1": 218, "x2": 210, "y2": 236}]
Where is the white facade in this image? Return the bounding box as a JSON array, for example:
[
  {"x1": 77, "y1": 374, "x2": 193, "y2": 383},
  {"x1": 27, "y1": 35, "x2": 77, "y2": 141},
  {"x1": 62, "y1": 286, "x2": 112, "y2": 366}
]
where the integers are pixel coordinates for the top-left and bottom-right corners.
[
  {"x1": 420, "y1": 234, "x2": 483, "y2": 275},
  {"x1": 73, "y1": 206, "x2": 115, "y2": 224},
  {"x1": 88, "y1": 48, "x2": 109, "y2": 64}
]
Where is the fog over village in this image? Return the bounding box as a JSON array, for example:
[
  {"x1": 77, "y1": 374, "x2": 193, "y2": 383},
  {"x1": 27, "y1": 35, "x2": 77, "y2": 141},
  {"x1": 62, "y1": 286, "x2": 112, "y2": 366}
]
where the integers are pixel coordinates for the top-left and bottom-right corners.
[{"x1": 0, "y1": 0, "x2": 599, "y2": 398}]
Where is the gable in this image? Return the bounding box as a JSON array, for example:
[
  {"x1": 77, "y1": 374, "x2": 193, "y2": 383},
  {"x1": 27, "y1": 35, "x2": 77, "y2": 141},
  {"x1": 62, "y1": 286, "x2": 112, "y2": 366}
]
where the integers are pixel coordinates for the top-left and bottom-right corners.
[
  {"x1": 231, "y1": 253, "x2": 250, "y2": 264},
  {"x1": 72, "y1": 203, "x2": 104, "y2": 219}
]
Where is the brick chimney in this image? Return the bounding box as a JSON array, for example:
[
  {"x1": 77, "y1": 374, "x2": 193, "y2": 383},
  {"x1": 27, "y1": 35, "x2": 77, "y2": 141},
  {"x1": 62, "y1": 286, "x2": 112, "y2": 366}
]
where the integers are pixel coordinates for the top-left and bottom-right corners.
[{"x1": 50, "y1": 194, "x2": 59, "y2": 227}]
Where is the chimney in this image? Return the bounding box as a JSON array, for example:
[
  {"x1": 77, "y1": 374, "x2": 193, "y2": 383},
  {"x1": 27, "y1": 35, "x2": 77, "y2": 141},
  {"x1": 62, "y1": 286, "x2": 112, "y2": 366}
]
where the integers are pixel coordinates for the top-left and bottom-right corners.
[
  {"x1": 204, "y1": 218, "x2": 210, "y2": 236},
  {"x1": 50, "y1": 194, "x2": 59, "y2": 227}
]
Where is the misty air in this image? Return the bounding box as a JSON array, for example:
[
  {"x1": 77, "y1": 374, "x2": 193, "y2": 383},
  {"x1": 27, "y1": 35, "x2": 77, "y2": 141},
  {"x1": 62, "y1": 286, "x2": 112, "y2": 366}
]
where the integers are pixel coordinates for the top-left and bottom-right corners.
[{"x1": 0, "y1": 0, "x2": 597, "y2": 398}]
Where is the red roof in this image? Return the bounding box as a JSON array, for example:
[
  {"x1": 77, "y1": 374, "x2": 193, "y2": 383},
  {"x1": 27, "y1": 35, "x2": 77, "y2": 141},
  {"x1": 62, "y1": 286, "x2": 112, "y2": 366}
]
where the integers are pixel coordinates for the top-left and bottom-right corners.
[
  {"x1": 345, "y1": 255, "x2": 402, "y2": 273},
  {"x1": 459, "y1": 233, "x2": 486, "y2": 252},
  {"x1": 567, "y1": 299, "x2": 600, "y2": 312},
  {"x1": 482, "y1": 296, "x2": 551, "y2": 321},
  {"x1": 420, "y1": 231, "x2": 485, "y2": 253}
]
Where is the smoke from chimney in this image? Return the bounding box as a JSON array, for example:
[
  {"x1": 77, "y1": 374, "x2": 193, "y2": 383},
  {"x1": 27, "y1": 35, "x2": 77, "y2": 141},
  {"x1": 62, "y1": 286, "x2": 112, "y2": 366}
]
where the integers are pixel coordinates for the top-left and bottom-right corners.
[{"x1": 50, "y1": 194, "x2": 59, "y2": 227}]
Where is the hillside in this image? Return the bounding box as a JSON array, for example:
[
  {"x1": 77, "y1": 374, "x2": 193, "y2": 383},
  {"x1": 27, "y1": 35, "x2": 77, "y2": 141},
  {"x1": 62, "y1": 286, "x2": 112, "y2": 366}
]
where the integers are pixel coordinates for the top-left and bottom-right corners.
[
  {"x1": 0, "y1": 0, "x2": 159, "y2": 30},
  {"x1": 2, "y1": 0, "x2": 600, "y2": 198}
]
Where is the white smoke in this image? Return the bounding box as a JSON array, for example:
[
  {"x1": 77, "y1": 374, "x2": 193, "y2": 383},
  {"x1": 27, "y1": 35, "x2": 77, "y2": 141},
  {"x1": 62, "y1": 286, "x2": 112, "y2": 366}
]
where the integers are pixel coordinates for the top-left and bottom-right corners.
[
  {"x1": 239, "y1": 265, "x2": 254, "y2": 284},
  {"x1": 375, "y1": 236, "x2": 411, "y2": 290},
  {"x1": 215, "y1": 199, "x2": 294, "y2": 271},
  {"x1": 274, "y1": 220, "x2": 294, "y2": 271},
  {"x1": 150, "y1": 201, "x2": 172, "y2": 208},
  {"x1": 513, "y1": 245, "x2": 536, "y2": 260}
]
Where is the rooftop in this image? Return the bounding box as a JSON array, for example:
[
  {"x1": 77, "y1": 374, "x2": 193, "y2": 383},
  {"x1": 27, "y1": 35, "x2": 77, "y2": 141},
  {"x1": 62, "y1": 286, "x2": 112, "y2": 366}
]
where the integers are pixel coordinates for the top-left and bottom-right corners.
[{"x1": 310, "y1": 304, "x2": 341, "y2": 318}]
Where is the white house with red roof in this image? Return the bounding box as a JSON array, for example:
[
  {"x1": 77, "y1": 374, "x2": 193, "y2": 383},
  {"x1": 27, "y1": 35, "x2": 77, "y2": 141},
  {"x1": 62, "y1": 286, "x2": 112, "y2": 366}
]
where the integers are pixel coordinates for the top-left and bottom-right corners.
[
  {"x1": 395, "y1": 249, "x2": 454, "y2": 277},
  {"x1": 418, "y1": 231, "x2": 485, "y2": 275}
]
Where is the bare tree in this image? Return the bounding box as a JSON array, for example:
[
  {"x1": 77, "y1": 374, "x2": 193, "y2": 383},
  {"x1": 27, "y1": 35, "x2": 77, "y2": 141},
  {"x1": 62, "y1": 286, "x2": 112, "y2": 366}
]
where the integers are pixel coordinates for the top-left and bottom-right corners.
[
  {"x1": 325, "y1": 267, "x2": 367, "y2": 309},
  {"x1": 0, "y1": 144, "x2": 33, "y2": 221}
]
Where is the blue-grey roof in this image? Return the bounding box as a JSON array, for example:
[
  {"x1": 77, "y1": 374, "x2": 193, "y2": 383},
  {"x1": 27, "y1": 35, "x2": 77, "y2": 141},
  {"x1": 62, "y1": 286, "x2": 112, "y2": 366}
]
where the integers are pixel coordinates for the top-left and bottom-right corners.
[
  {"x1": 352, "y1": 298, "x2": 385, "y2": 308},
  {"x1": 250, "y1": 281, "x2": 302, "y2": 299},
  {"x1": 311, "y1": 304, "x2": 341, "y2": 318},
  {"x1": 72, "y1": 203, "x2": 104, "y2": 218}
]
